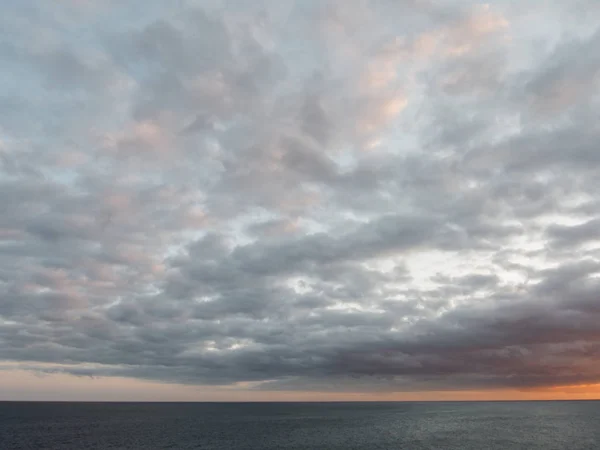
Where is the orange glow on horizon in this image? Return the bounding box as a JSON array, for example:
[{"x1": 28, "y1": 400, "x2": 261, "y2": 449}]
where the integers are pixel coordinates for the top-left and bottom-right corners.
[{"x1": 0, "y1": 369, "x2": 599, "y2": 402}]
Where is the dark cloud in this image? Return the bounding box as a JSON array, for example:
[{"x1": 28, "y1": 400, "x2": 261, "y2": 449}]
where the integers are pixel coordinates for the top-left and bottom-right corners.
[{"x1": 1, "y1": 0, "x2": 600, "y2": 396}]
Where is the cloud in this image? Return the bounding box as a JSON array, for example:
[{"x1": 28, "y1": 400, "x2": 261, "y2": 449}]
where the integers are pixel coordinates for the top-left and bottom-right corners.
[{"x1": 1, "y1": 0, "x2": 600, "y2": 397}]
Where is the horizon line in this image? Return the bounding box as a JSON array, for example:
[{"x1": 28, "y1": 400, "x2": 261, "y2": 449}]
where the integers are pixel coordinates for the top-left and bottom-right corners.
[{"x1": 2, "y1": 398, "x2": 599, "y2": 403}]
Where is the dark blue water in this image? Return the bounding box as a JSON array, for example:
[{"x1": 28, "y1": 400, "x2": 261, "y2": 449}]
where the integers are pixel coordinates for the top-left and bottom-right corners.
[{"x1": 1, "y1": 401, "x2": 599, "y2": 449}]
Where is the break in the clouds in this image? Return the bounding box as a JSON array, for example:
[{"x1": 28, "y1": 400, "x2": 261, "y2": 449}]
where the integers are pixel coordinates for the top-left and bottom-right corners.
[{"x1": 1, "y1": 0, "x2": 600, "y2": 396}]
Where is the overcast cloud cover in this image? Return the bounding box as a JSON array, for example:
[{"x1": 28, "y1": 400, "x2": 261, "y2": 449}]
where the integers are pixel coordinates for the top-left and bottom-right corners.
[{"x1": 2, "y1": 0, "x2": 600, "y2": 396}]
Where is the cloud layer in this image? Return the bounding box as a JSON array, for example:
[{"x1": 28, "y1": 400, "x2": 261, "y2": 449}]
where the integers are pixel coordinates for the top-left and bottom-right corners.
[{"x1": 2, "y1": 0, "x2": 600, "y2": 394}]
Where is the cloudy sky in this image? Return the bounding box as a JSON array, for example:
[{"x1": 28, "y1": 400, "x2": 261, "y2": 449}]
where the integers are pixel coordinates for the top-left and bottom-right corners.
[{"x1": 1, "y1": 0, "x2": 600, "y2": 401}]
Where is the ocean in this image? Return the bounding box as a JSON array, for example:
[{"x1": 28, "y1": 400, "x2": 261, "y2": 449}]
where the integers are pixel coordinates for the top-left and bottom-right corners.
[{"x1": 1, "y1": 401, "x2": 598, "y2": 449}]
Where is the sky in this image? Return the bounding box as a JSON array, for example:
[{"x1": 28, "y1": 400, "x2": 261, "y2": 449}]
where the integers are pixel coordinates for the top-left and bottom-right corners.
[{"x1": 1, "y1": 0, "x2": 600, "y2": 402}]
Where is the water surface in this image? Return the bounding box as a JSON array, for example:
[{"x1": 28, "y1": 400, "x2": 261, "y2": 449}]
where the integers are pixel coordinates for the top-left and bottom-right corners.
[{"x1": 1, "y1": 400, "x2": 598, "y2": 449}]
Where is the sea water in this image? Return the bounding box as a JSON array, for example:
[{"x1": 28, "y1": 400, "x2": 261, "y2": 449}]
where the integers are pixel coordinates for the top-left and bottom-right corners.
[{"x1": 1, "y1": 400, "x2": 598, "y2": 449}]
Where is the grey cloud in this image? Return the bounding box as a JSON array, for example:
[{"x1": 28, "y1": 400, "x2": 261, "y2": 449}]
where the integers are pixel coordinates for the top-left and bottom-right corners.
[
  {"x1": 523, "y1": 29, "x2": 600, "y2": 114},
  {"x1": 1, "y1": 0, "x2": 600, "y2": 396},
  {"x1": 546, "y1": 219, "x2": 600, "y2": 249}
]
